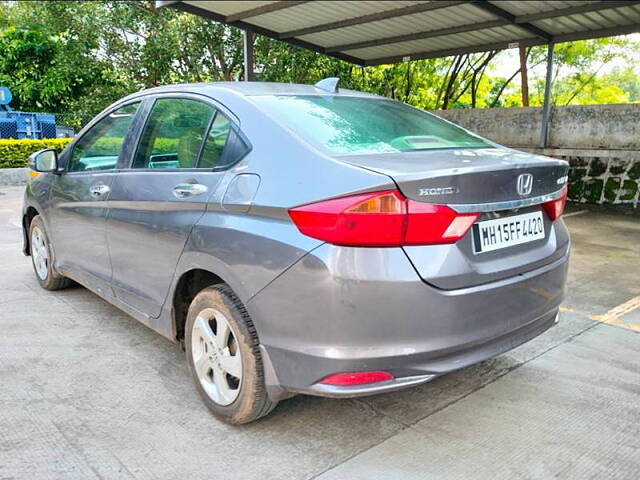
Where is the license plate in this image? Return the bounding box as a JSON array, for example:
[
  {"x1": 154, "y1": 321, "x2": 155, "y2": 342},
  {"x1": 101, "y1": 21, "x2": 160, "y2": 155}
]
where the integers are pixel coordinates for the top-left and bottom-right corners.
[{"x1": 472, "y1": 211, "x2": 545, "y2": 254}]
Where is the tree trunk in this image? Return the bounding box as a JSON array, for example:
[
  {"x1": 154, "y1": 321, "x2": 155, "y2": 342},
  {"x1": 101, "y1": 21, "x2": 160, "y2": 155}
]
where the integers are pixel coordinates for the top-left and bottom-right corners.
[
  {"x1": 442, "y1": 55, "x2": 464, "y2": 110},
  {"x1": 519, "y1": 45, "x2": 529, "y2": 107},
  {"x1": 404, "y1": 61, "x2": 412, "y2": 102},
  {"x1": 490, "y1": 68, "x2": 520, "y2": 107},
  {"x1": 470, "y1": 73, "x2": 477, "y2": 107}
]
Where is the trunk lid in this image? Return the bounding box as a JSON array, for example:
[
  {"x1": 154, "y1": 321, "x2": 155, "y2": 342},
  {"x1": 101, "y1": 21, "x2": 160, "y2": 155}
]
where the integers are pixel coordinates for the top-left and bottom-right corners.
[
  {"x1": 341, "y1": 147, "x2": 570, "y2": 289},
  {"x1": 341, "y1": 147, "x2": 568, "y2": 205}
]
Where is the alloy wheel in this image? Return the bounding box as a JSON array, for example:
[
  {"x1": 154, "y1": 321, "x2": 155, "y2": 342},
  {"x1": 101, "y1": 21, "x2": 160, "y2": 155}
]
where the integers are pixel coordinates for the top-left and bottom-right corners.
[
  {"x1": 31, "y1": 226, "x2": 49, "y2": 281},
  {"x1": 191, "y1": 307, "x2": 242, "y2": 406}
]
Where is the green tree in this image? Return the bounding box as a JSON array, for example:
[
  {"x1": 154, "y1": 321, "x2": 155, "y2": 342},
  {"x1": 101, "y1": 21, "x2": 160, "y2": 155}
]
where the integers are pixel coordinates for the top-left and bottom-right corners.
[{"x1": 1, "y1": 0, "x2": 638, "y2": 124}]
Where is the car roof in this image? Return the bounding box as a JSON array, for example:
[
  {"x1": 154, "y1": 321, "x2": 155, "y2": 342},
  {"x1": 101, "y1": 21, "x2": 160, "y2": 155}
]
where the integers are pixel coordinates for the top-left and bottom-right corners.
[{"x1": 126, "y1": 81, "x2": 383, "y2": 99}]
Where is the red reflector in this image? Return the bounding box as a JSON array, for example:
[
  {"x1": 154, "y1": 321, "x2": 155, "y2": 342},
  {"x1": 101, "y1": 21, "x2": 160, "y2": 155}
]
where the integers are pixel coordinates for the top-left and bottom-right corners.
[
  {"x1": 289, "y1": 190, "x2": 479, "y2": 247},
  {"x1": 542, "y1": 186, "x2": 568, "y2": 221},
  {"x1": 320, "y1": 371, "x2": 394, "y2": 386}
]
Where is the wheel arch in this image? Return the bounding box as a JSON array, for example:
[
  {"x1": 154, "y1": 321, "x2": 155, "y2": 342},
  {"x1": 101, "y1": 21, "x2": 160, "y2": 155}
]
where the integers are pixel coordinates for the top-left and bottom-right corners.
[
  {"x1": 171, "y1": 268, "x2": 243, "y2": 344},
  {"x1": 22, "y1": 206, "x2": 41, "y2": 256}
]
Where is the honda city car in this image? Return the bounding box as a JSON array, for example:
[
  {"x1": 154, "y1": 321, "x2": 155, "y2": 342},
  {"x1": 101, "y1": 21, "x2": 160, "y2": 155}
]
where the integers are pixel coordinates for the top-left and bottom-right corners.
[{"x1": 23, "y1": 79, "x2": 569, "y2": 424}]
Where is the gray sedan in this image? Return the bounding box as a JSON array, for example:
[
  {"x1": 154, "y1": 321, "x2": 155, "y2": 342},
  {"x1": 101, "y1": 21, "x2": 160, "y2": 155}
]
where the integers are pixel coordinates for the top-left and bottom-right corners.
[{"x1": 23, "y1": 80, "x2": 570, "y2": 424}]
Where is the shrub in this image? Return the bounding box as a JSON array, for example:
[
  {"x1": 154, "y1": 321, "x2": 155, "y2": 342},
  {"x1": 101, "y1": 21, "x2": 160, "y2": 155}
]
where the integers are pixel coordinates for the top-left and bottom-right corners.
[
  {"x1": 0, "y1": 137, "x2": 182, "y2": 169},
  {"x1": 0, "y1": 138, "x2": 72, "y2": 168},
  {"x1": 82, "y1": 137, "x2": 180, "y2": 156}
]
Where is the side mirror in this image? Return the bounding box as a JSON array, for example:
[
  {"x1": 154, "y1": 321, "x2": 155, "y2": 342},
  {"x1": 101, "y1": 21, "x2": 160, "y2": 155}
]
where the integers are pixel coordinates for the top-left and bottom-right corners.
[{"x1": 28, "y1": 149, "x2": 59, "y2": 173}]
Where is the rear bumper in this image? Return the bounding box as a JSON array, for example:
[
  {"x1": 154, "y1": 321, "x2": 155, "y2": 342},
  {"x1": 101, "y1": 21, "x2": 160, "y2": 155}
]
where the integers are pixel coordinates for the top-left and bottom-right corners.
[{"x1": 247, "y1": 244, "x2": 569, "y2": 400}]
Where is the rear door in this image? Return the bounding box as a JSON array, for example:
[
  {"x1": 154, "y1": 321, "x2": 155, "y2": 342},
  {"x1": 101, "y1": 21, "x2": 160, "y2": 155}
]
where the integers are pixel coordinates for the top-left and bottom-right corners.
[
  {"x1": 47, "y1": 102, "x2": 141, "y2": 295},
  {"x1": 106, "y1": 94, "x2": 238, "y2": 317}
]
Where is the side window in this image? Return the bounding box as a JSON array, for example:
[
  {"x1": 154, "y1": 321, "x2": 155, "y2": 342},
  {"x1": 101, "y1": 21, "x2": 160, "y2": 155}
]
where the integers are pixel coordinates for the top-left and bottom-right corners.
[
  {"x1": 68, "y1": 102, "x2": 140, "y2": 172},
  {"x1": 199, "y1": 112, "x2": 232, "y2": 169},
  {"x1": 133, "y1": 98, "x2": 214, "y2": 169}
]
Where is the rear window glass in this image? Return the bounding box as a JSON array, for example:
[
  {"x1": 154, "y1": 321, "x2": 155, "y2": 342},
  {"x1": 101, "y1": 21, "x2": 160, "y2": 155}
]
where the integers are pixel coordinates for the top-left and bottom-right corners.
[{"x1": 252, "y1": 95, "x2": 492, "y2": 155}]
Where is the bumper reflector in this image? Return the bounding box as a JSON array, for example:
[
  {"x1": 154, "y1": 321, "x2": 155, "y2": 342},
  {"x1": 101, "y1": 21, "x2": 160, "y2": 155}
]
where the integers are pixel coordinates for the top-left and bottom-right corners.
[{"x1": 320, "y1": 371, "x2": 394, "y2": 386}]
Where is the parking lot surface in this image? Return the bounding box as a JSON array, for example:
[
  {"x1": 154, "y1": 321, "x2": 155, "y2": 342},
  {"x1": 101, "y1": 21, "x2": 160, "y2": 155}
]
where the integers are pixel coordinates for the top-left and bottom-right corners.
[{"x1": 1, "y1": 185, "x2": 639, "y2": 479}]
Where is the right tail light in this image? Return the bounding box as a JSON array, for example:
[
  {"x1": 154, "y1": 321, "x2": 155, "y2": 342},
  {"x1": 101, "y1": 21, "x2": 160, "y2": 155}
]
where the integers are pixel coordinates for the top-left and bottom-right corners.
[
  {"x1": 288, "y1": 190, "x2": 479, "y2": 247},
  {"x1": 542, "y1": 186, "x2": 568, "y2": 221}
]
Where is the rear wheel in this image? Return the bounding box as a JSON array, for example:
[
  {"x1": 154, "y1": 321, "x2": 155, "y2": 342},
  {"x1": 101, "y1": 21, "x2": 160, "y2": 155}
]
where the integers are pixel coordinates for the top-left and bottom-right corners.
[
  {"x1": 29, "y1": 215, "x2": 71, "y2": 290},
  {"x1": 185, "y1": 285, "x2": 277, "y2": 424}
]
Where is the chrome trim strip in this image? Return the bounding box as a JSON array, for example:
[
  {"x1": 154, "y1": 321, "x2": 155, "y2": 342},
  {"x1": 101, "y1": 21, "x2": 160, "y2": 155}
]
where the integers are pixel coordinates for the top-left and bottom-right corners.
[{"x1": 449, "y1": 188, "x2": 566, "y2": 213}]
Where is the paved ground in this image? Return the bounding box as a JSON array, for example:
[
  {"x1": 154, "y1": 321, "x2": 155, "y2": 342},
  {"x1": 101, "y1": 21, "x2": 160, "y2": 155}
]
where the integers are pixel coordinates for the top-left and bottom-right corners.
[{"x1": 1, "y1": 185, "x2": 639, "y2": 480}]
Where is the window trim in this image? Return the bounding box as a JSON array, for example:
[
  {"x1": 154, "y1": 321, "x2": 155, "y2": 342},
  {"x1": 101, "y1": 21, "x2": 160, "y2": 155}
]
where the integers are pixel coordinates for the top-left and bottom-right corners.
[
  {"x1": 123, "y1": 92, "x2": 251, "y2": 173},
  {"x1": 130, "y1": 96, "x2": 216, "y2": 171},
  {"x1": 197, "y1": 110, "x2": 235, "y2": 170},
  {"x1": 62, "y1": 100, "x2": 143, "y2": 175}
]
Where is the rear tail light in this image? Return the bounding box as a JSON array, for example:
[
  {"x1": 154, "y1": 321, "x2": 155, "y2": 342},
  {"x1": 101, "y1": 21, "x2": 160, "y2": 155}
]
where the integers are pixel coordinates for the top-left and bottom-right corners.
[
  {"x1": 289, "y1": 190, "x2": 479, "y2": 247},
  {"x1": 405, "y1": 202, "x2": 479, "y2": 245},
  {"x1": 289, "y1": 190, "x2": 406, "y2": 246},
  {"x1": 542, "y1": 186, "x2": 568, "y2": 221},
  {"x1": 320, "y1": 371, "x2": 394, "y2": 386}
]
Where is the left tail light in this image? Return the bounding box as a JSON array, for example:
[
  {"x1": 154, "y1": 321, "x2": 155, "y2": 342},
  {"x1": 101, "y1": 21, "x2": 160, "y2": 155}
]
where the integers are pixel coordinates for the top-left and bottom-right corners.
[
  {"x1": 542, "y1": 186, "x2": 568, "y2": 221},
  {"x1": 288, "y1": 190, "x2": 479, "y2": 247}
]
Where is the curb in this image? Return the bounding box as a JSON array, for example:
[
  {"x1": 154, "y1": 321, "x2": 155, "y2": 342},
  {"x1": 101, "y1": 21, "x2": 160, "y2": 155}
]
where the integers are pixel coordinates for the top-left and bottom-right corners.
[{"x1": 0, "y1": 168, "x2": 29, "y2": 186}]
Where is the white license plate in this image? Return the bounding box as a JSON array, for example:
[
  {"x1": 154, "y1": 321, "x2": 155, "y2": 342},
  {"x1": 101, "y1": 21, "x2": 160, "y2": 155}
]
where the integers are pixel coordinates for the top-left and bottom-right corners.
[{"x1": 472, "y1": 211, "x2": 545, "y2": 254}]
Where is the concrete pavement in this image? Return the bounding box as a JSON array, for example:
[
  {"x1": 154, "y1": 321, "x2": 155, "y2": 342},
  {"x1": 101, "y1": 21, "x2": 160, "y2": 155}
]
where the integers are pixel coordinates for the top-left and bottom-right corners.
[{"x1": 0, "y1": 185, "x2": 639, "y2": 479}]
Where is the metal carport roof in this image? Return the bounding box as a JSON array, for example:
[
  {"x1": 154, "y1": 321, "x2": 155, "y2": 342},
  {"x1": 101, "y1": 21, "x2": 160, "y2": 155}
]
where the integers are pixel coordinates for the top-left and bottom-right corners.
[
  {"x1": 157, "y1": 1, "x2": 640, "y2": 66},
  {"x1": 156, "y1": 1, "x2": 640, "y2": 148}
]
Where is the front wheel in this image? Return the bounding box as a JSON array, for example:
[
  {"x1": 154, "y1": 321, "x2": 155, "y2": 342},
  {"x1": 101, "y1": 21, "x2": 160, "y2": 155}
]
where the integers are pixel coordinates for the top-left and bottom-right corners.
[
  {"x1": 29, "y1": 215, "x2": 71, "y2": 290},
  {"x1": 185, "y1": 285, "x2": 278, "y2": 424}
]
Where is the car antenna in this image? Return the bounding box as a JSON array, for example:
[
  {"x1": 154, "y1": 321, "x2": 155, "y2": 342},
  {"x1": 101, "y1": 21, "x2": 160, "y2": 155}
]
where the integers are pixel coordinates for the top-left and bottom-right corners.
[{"x1": 314, "y1": 77, "x2": 339, "y2": 93}]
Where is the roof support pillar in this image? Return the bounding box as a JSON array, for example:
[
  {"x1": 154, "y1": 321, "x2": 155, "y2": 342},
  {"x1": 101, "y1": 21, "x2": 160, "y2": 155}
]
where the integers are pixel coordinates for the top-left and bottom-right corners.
[
  {"x1": 539, "y1": 42, "x2": 554, "y2": 148},
  {"x1": 243, "y1": 30, "x2": 255, "y2": 82}
]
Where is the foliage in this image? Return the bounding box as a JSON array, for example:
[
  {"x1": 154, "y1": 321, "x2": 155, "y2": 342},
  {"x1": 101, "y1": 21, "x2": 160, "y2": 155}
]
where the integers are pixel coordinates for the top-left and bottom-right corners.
[
  {"x1": 0, "y1": 0, "x2": 638, "y2": 125},
  {"x1": 0, "y1": 138, "x2": 71, "y2": 168},
  {"x1": 88, "y1": 136, "x2": 179, "y2": 156},
  {"x1": 0, "y1": 4, "x2": 123, "y2": 115},
  {"x1": 502, "y1": 38, "x2": 640, "y2": 107},
  {"x1": 0, "y1": 136, "x2": 182, "y2": 168}
]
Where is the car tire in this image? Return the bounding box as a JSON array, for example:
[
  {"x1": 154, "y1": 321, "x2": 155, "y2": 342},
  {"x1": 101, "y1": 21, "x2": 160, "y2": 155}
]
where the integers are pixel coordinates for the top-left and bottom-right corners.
[
  {"x1": 185, "y1": 285, "x2": 278, "y2": 424},
  {"x1": 29, "y1": 215, "x2": 72, "y2": 291}
]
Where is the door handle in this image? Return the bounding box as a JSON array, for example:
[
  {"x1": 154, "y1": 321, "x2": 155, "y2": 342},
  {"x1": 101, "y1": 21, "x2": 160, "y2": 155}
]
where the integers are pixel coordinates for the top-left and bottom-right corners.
[
  {"x1": 89, "y1": 184, "x2": 111, "y2": 198},
  {"x1": 173, "y1": 183, "x2": 208, "y2": 199}
]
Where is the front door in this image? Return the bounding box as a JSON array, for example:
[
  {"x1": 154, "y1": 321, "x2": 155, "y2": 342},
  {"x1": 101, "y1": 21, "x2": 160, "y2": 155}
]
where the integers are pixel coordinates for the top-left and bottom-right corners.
[
  {"x1": 47, "y1": 102, "x2": 141, "y2": 296},
  {"x1": 106, "y1": 96, "x2": 235, "y2": 318}
]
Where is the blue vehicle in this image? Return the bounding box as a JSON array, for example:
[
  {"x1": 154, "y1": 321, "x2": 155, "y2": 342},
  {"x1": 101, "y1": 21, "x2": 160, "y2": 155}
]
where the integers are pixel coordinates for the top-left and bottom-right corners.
[{"x1": 0, "y1": 87, "x2": 59, "y2": 140}]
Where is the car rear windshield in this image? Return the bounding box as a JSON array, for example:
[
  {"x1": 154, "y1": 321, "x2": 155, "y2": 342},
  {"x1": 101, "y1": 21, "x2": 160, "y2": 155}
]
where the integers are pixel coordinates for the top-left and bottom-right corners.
[{"x1": 252, "y1": 95, "x2": 492, "y2": 154}]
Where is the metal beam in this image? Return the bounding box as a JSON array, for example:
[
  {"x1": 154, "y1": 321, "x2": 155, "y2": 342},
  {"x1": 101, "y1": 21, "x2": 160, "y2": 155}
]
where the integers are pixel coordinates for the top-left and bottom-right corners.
[
  {"x1": 243, "y1": 30, "x2": 255, "y2": 81},
  {"x1": 548, "y1": 22, "x2": 640, "y2": 43},
  {"x1": 225, "y1": 1, "x2": 309, "y2": 23},
  {"x1": 279, "y1": 1, "x2": 468, "y2": 39},
  {"x1": 162, "y1": 1, "x2": 640, "y2": 67},
  {"x1": 540, "y1": 43, "x2": 555, "y2": 148},
  {"x1": 326, "y1": 19, "x2": 507, "y2": 53},
  {"x1": 163, "y1": 1, "x2": 366, "y2": 65},
  {"x1": 366, "y1": 39, "x2": 538, "y2": 66},
  {"x1": 364, "y1": 23, "x2": 640, "y2": 66},
  {"x1": 516, "y1": 1, "x2": 640, "y2": 23},
  {"x1": 326, "y1": 1, "x2": 640, "y2": 54},
  {"x1": 472, "y1": 0, "x2": 552, "y2": 41}
]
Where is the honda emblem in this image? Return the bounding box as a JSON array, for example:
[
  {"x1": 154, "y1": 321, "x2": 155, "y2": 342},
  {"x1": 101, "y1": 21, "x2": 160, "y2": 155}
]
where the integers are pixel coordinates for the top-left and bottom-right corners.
[{"x1": 517, "y1": 174, "x2": 533, "y2": 196}]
